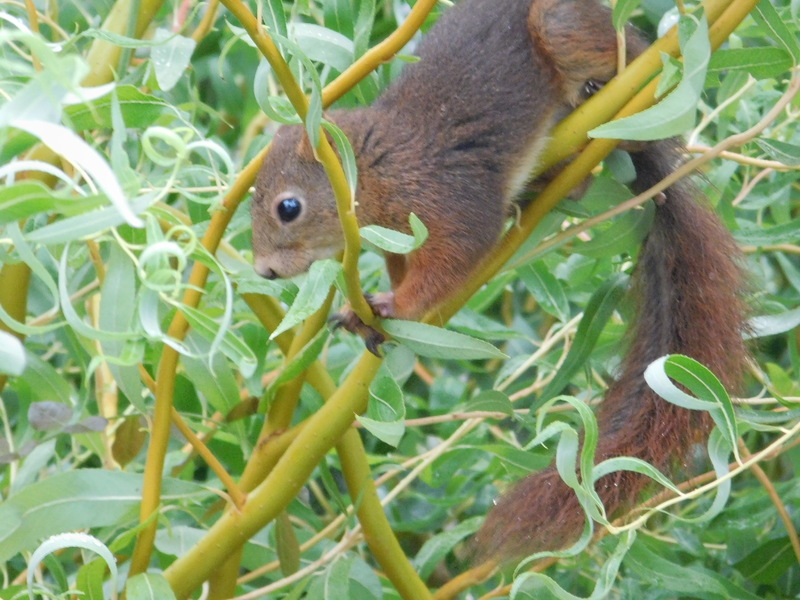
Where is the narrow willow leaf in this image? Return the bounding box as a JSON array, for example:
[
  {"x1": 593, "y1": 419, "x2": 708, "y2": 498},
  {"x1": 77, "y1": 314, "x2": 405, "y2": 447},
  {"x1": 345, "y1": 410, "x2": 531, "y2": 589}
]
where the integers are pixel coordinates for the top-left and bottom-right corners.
[
  {"x1": 263, "y1": 0, "x2": 287, "y2": 36},
  {"x1": 382, "y1": 319, "x2": 507, "y2": 360},
  {"x1": 10, "y1": 119, "x2": 142, "y2": 227},
  {"x1": 576, "y1": 202, "x2": 653, "y2": 258},
  {"x1": 65, "y1": 85, "x2": 171, "y2": 130},
  {"x1": 75, "y1": 556, "x2": 108, "y2": 600},
  {"x1": 355, "y1": 416, "x2": 405, "y2": 447},
  {"x1": 752, "y1": 0, "x2": 800, "y2": 63},
  {"x1": 644, "y1": 354, "x2": 738, "y2": 450},
  {"x1": 276, "y1": 511, "x2": 301, "y2": 576},
  {"x1": 126, "y1": 573, "x2": 178, "y2": 600},
  {"x1": 612, "y1": 0, "x2": 642, "y2": 30},
  {"x1": 28, "y1": 533, "x2": 118, "y2": 600},
  {"x1": 463, "y1": 390, "x2": 514, "y2": 416},
  {"x1": 734, "y1": 536, "x2": 798, "y2": 584},
  {"x1": 754, "y1": 139, "x2": 800, "y2": 167},
  {"x1": 0, "y1": 332, "x2": 25, "y2": 376},
  {"x1": 747, "y1": 306, "x2": 800, "y2": 338},
  {"x1": 290, "y1": 23, "x2": 355, "y2": 72},
  {"x1": 708, "y1": 47, "x2": 793, "y2": 81},
  {"x1": 537, "y1": 272, "x2": 628, "y2": 405},
  {"x1": 357, "y1": 368, "x2": 405, "y2": 446},
  {"x1": 591, "y1": 14, "x2": 710, "y2": 140},
  {"x1": 626, "y1": 537, "x2": 763, "y2": 600},
  {"x1": 360, "y1": 212, "x2": 428, "y2": 254},
  {"x1": 512, "y1": 530, "x2": 636, "y2": 598},
  {"x1": 271, "y1": 259, "x2": 341, "y2": 339},
  {"x1": 734, "y1": 219, "x2": 800, "y2": 246},
  {"x1": 413, "y1": 516, "x2": 482, "y2": 579},
  {"x1": 0, "y1": 470, "x2": 207, "y2": 562},
  {"x1": 151, "y1": 30, "x2": 197, "y2": 91},
  {"x1": 178, "y1": 305, "x2": 258, "y2": 378},
  {"x1": 518, "y1": 262, "x2": 570, "y2": 322},
  {"x1": 322, "y1": 120, "x2": 358, "y2": 196},
  {"x1": 262, "y1": 328, "x2": 330, "y2": 411}
]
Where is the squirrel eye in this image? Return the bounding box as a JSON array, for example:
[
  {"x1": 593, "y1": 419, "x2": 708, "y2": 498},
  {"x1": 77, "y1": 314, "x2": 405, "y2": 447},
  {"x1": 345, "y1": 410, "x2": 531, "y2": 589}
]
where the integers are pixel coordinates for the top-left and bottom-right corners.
[{"x1": 276, "y1": 196, "x2": 302, "y2": 223}]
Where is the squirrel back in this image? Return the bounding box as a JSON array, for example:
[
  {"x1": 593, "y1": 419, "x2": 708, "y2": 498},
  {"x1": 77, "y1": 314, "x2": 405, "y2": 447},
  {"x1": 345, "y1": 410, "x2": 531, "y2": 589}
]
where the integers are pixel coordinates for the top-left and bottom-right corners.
[{"x1": 252, "y1": 0, "x2": 630, "y2": 321}]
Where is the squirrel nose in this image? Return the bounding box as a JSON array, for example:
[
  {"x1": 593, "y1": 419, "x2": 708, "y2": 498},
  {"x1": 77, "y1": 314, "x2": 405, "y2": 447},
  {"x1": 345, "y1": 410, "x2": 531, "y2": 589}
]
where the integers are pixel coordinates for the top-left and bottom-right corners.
[{"x1": 254, "y1": 257, "x2": 279, "y2": 280}]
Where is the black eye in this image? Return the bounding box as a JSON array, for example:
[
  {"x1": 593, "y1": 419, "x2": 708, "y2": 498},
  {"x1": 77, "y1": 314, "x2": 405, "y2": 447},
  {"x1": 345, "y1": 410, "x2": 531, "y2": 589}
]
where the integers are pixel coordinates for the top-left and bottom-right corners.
[{"x1": 277, "y1": 197, "x2": 302, "y2": 223}]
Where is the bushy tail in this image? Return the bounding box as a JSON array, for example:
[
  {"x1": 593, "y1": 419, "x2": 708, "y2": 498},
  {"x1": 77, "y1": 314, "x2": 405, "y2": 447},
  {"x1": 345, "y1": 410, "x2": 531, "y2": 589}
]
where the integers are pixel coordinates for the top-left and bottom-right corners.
[{"x1": 474, "y1": 140, "x2": 749, "y2": 559}]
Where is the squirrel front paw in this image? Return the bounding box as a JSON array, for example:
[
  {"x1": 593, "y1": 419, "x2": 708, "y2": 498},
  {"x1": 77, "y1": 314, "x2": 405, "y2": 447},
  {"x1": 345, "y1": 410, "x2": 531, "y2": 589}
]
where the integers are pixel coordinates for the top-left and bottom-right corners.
[{"x1": 330, "y1": 292, "x2": 396, "y2": 356}]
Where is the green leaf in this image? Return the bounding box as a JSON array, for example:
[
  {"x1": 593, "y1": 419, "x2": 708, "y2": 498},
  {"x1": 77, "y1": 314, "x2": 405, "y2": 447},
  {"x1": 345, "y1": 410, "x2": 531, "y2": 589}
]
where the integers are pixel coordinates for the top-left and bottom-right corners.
[
  {"x1": 126, "y1": 573, "x2": 178, "y2": 600},
  {"x1": 360, "y1": 213, "x2": 428, "y2": 254},
  {"x1": 65, "y1": 85, "x2": 171, "y2": 130},
  {"x1": 0, "y1": 470, "x2": 207, "y2": 562},
  {"x1": 261, "y1": 329, "x2": 330, "y2": 412},
  {"x1": 271, "y1": 259, "x2": 341, "y2": 339},
  {"x1": 463, "y1": 390, "x2": 514, "y2": 416},
  {"x1": 276, "y1": 511, "x2": 301, "y2": 576},
  {"x1": 355, "y1": 416, "x2": 405, "y2": 447},
  {"x1": 323, "y1": 119, "x2": 358, "y2": 196},
  {"x1": 752, "y1": 0, "x2": 800, "y2": 63},
  {"x1": 178, "y1": 305, "x2": 258, "y2": 378},
  {"x1": 0, "y1": 331, "x2": 25, "y2": 376},
  {"x1": 263, "y1": 0, "x2": 288, "y2": 37},
  {"x1": 747, "y1": 306, "x2": 800, "y2": 338},
  {"x1": 75, "y1": 556, "x2": 109, "y2": 600},
  {"x1": 612, "y1": 0, "x2": 642, "y2": 30},
  {"x1": 357, "y1": 368, "x2": 405, "y2": 446},
  {"x1": 536, "y1": 272, "x2": 628, "y2": 405},
  {"x1": 182, "y1": 342, "x2": 241, "y2": 414},
  {"x1": 0, "y1": 181, "x2": 102, "y2": 225},
  {"x1": 734, "y1": 219, "x2": 800, "y2": 245},
  {"x1": 512, "y1": 530, "x2": 636, "y2": 598},
  {"x1": 591, "y1": 14, "x2": 710, "y2": 140},
  {"x1": 734, "y1": 536, "x2": 798, "y2": 584},
  {"x1": 626, "y1": 537, "x2": 763, "y2": 600},
  {"x1": 644, "y1": 354, "x2": 738, "y2": 450},
  {"x1": 413, "y1": 517, "x2": 482, "y2": 579},
  {"x1": 9, "y1": 119, "x2": 142, "y2": 227},
  {"x1": 517, "y1": 262, "x2": 570, "y2": 322},
  {"x1": 754, "y1": 139, "x2": 800, "y2": 167},
  {"x1": 382, "y1": 320, "x2": 507, "y2": 360},
  {"x1": 29, "y1": 533, "x2": 118, "y2": 600},
  {"x1": 708, "y1": 47, "x2": 793, "y2": 81},
  {"x1": 291, "y1": 23, "x2": 355, "y2": 73},
  {"x1": 576, "y1": 202, "x2": 653, "y2": 258},
  {"x1": 150, "y1": 29, "x2": 197, "y2": 92}
]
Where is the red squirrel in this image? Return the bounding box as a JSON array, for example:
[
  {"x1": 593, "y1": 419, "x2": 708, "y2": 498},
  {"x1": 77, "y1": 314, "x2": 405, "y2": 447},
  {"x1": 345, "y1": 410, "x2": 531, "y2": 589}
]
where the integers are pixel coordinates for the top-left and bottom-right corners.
[{"x1": 251, "y1": 0, "x2": 749, "y2": 559}]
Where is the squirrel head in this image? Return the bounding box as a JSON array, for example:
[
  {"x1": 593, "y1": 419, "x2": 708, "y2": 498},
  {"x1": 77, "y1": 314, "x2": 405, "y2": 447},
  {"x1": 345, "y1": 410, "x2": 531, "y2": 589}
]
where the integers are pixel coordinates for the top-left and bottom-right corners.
[{"x1": 251, "y1": 124, "x2": 344, "y2": 280}]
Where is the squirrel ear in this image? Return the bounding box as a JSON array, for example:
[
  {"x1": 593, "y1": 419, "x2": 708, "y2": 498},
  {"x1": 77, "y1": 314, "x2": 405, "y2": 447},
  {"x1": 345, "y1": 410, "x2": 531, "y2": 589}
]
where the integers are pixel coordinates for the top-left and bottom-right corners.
[
  {"x1": 296, "y1": 130, "x2": 314, "y2": 157},
  {"x1": 295, "y1": 123, "x2": 337, "y2": 158}
]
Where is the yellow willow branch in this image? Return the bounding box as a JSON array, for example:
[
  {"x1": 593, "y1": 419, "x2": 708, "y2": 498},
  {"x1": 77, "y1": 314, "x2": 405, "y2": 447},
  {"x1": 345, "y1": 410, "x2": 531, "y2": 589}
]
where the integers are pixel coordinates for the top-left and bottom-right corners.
[
  {"x1": 321, "y1": 0, "x2": 439, "y2": 106},
  {"x1": 163, "y1": 352, "x2": 382, "y2": 599}
]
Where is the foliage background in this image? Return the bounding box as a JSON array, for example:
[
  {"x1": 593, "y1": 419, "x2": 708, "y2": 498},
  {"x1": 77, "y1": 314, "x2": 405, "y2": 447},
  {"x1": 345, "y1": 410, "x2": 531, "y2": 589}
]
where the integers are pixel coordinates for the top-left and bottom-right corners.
[{"x1": 0, "y1": 0, "x2": 799, "y2": 598}]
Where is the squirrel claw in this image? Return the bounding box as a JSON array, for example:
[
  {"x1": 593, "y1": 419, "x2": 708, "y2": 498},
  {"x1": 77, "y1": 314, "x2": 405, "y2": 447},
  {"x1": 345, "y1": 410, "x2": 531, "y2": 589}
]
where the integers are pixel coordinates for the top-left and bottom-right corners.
[
  {"x1": 331, "y1": 292, "x2": 395, "y2": 354},
  {"x1": 364, "y1": 330, "x2": 385, "y2": 357}
]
